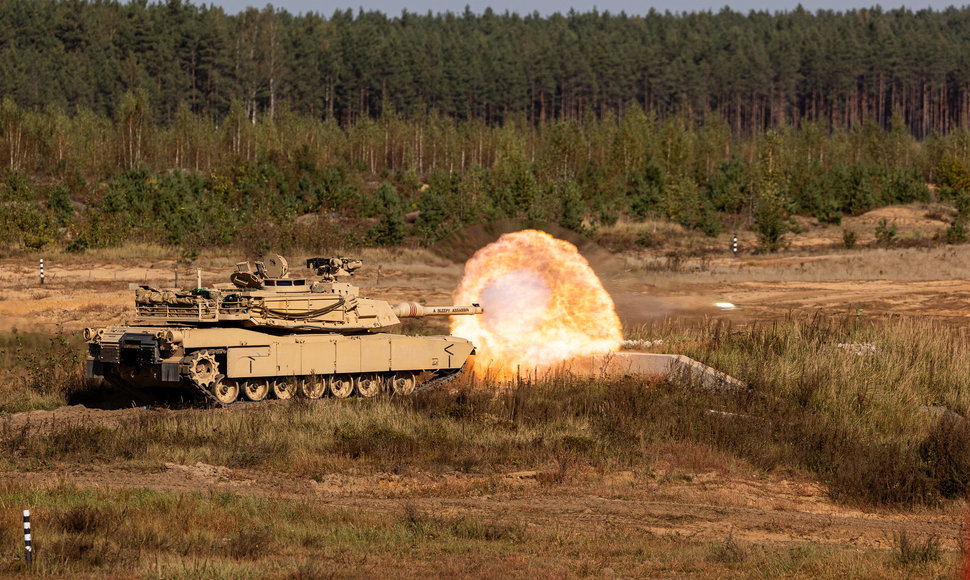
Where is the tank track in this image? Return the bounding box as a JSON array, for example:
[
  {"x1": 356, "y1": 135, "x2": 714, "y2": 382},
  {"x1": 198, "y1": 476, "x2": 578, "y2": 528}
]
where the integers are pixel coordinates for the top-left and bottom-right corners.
[
  {"x1": 181, "y1": 358, "x2": 467, "y2": 407},
  {"x1": 414, "y1": 366, "x2": 465, "y2": 393}
]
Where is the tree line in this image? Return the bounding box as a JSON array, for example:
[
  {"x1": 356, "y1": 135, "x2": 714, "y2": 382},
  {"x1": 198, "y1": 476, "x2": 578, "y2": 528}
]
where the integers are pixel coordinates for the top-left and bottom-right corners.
[
  {"x1": 4, "y1": 1, "x2": 970, "y2": 136},
  {"x1": 5, "y1": 2, "x2": 970, "y2": 255},
  {"x1": 3, "y1": 92, "x2": 970, "y2": 255}
]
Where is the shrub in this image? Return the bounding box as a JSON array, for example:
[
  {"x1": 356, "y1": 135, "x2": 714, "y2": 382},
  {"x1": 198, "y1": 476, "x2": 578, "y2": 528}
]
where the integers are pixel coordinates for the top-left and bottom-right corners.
[
  {"x1": 945, "y1": 219, "x2": 969, "y2": 244},
  {"x1": 891, "y1": 531, "x2": 942, "y2": 567},
  {"x1": 628, "y1": 162, "x2": 665, "y2": 219},
  {"x1": 842, "y1": 229, "x2": 857, "y2": 249},
  {"x1": 368, "y1": 182, "x2": 406, "y2": 246},
  {"x1": 874, "y1": 218, "x2": 898, "y2": 247},
  {"x1": 753, "y1": 189, "x2": 792, "y2": 252}
]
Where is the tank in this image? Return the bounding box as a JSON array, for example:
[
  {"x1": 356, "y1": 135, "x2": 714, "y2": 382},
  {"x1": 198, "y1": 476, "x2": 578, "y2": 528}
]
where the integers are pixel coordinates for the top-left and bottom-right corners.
[{"x1": 84, "y1": 255, "x2": 483, "y2": 405}]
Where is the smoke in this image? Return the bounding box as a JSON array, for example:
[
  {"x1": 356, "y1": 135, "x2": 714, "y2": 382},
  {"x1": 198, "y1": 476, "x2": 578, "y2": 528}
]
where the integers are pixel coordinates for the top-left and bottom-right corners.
[{"x1": 479, "y1": 269, "x2": 551, "y2": 335}]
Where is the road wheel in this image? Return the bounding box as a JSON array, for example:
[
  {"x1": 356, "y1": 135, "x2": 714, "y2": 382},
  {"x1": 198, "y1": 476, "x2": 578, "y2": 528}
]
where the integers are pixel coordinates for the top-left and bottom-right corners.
[
  {"x1": 242, "y1": 380, "x2": 269, "y2": 401},
  {"x1": 390, "y1": 372, "x2": 417, "y2": 396},
  {"x1": 356, "y1": 373, "x2": 383, "y2": 398},
  {"x1": 301, "y1": 376, "x2": 326, "y2": 399},
  {"x1": 272, "y1": 378, "x2": 294, "y2": 400},
  {"x1": 329, "y1": 375, "x2": 354, "y2": 398},
  {"x1": 211, "y1": 375, "x2": 239, "y2": 405}
]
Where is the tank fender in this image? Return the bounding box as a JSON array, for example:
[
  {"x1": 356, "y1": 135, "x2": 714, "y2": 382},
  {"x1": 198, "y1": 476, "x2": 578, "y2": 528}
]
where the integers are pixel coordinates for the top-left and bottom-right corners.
[{"x1": 227, "y1": 345, "x2": 276, "y2": 378}]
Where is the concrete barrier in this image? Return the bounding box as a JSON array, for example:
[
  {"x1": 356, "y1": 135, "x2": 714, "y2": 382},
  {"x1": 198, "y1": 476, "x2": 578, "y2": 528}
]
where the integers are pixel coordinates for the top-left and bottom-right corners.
[{"x1": 592, "y1": 352, "x2": 746, "y2": 394}]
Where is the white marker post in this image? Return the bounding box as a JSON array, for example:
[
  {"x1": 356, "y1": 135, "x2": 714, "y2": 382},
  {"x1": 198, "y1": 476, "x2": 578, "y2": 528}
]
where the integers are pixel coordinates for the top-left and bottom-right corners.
[
  {"x1": 23, "y1": 509, "x2": 31, "y2": 566},
  {"x1": 40, "y1": 259, "x2": 44, "y2": 284}
]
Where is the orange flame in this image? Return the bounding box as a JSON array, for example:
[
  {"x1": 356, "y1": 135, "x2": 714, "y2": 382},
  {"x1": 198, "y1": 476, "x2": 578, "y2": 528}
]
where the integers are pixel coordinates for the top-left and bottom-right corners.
[{"x1": 451, "y1": 230, "x2": 622, "y2": 378}]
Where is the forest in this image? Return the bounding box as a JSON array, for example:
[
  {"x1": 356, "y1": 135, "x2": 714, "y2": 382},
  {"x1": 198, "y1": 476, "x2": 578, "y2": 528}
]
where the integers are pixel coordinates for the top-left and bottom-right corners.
[
  {"x1": 3, "y1": 1, "x2": 970, "y2": 255},
  {"x1": 5, "y1": 1, "x2": 970, "y2": 134}
]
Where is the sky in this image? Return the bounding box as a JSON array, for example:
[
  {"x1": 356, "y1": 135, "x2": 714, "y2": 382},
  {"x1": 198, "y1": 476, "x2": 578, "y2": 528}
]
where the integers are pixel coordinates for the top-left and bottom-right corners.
[{"x1": 204, "y1": 0, "x2": 967, "y2": 17}]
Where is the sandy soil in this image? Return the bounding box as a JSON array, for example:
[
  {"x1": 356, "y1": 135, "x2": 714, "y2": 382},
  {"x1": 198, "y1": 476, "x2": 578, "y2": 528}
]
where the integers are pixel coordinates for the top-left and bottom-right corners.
[{"x1": 2, "y1": 211, "x2": 969, "y2": 561}]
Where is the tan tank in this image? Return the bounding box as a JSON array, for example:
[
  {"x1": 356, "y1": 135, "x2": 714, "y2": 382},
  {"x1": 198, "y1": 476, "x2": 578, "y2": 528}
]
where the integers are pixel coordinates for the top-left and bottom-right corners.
[{"x1": 85, "y1": 255, "x2": 482, "y2": 405}]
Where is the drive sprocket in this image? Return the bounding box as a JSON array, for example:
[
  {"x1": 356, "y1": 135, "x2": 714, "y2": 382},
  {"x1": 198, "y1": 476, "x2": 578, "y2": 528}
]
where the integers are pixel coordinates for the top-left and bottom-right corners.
[{"x1": 183, "y1": 350, "x2": 220, "y2": 389}]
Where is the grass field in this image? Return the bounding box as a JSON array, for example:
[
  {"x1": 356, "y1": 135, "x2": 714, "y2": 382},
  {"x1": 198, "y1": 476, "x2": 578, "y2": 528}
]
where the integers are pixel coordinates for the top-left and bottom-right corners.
[
  {"x1": 0, "y1": 315, "x2": 966, "y2": 576},
  {"x1": 0, "y1": 481, "x2": 953, "y2": 579},
  {"x1": 2, "y1": 218, "x2": 969, "y2": 577}
]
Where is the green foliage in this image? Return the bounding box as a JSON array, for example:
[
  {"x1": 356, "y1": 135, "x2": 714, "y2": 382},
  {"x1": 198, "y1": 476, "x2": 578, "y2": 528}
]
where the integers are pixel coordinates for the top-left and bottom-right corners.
[
  {"x1": 0, "y1": 331, "x2": 87, "y2": 412},
  {"x1": 368, "y1": 182, "x2": 405, "y2": 246},
  {"x1": 414, "y1": 185, "x2": 454, "y2": 246},
  {"x1": 753, "y1": 189, "x2": 792, "y2": 252},
  {"x1": 662, "y1": 175, "x2": 721, "y2": 237},
  {"x1": 874, "y1": 218, "x2": 898, "y2": 247},
  {"x1": 627, "y1": 162, "x2": 665, "y2": 220},
  {"x1": 0, "y1": 170, "x2": 57, "y2": 249},
  {"x1": 842, "y1": 229, "x2": 857, "y2": 250},
  {"x1": 934, "y1": 155, "x2": 970, "y2": 197},
  {"x1": 0, "y1": 2, "x2": 969, "y2": 144},
  {"x1": 47, "y1": 185, "x2": 73, "y2": 227},
  {"x1": 557, "y1": 180, "x2": 587, "y2": 234},
  {"x1": 702, "y1": 158, "x2": 750, "y2": 214},
  {"x1": 945, "y1": 217, "x2": 969, "y2": 244}
]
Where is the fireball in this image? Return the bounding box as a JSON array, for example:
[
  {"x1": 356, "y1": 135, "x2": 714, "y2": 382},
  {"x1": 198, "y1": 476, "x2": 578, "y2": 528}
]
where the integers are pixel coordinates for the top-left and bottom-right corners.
[{"x1": 451, "y1": 230, "x2": 623, "y2": 378}]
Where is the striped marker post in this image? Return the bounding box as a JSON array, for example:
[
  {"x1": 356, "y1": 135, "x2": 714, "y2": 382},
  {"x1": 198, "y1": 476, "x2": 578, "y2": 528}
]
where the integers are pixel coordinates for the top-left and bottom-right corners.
[
  {"x1": 732, "y1": 234, "x2": 738, "y2": 256},
  {"x1": 40, "y1": 259, "x2": 44, "y2": 284},
  {"x1": 23, "y1": 509, "x2": 31, "y2": 566}
]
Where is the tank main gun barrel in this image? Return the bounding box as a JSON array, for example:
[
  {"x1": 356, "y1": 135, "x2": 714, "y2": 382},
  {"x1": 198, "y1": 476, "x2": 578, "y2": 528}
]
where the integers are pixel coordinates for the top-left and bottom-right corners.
[{"x1": 392, "y1": 302, "x2": 483, "y2": 318}]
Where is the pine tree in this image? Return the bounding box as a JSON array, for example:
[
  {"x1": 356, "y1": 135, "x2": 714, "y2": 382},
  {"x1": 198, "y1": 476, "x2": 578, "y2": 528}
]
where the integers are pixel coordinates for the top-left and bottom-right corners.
[{"x1": 369, "y1": 181, "x2": 405, "y2": 246}]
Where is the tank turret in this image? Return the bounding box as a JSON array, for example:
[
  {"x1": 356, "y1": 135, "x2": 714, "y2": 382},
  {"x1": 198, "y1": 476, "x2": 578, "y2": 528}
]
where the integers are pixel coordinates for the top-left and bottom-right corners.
[
  {"x1": 85, "y1": 255, "x2": 483, "y2": 406},
  {"x1": 132, "y1": 254, "x2": 482, "y2": 332}
]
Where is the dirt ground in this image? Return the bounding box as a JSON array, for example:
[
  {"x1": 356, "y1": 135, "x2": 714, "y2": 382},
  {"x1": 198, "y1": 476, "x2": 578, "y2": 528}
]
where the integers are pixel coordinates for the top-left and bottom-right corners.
[{"x1": 2, "y1": 206, "x2": 969, "y2": 568}]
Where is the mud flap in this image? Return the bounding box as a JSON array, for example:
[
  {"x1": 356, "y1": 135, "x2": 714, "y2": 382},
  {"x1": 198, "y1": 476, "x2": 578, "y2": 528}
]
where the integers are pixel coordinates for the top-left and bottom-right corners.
[
  {"x1": 86, "y1": 359, "x2": 104, "y2": 379},
  {"x1": 161, "y1": 362, "x2": 180, "y2": 383}
]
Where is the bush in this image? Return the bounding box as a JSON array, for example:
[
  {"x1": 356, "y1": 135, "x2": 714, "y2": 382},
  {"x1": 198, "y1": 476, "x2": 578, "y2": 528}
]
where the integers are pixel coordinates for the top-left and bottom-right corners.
[
  {"x1": 627, "y1": 162, "x2": 665, "y2": 219},
  {"x1": 703, "y1": 158, "x2": 751, "y2": 214},
  {"x1": 945, "y1": 219, "x2": 969, "y2": 244},
  {"x1": 842, "y1": 229, "x2": 857, "y2": 249},
  {"x1": 368, "y1": 182, "x2": 406, "y2": 246},
  {"x1": 414, "y1": 186, "x2": 453, "y2": 246},
  {"x1": 753, "y1": 189, "x2": 792, "y2": 252},
  {"x1": 874, "y1": 218, "x2": 898, "y2": 247}
]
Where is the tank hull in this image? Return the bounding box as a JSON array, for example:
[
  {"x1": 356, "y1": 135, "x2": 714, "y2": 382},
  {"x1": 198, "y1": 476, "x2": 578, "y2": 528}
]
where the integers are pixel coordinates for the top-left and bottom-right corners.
[{"x1": 86, "y1": 325, "x2": 475, "y2": 405}]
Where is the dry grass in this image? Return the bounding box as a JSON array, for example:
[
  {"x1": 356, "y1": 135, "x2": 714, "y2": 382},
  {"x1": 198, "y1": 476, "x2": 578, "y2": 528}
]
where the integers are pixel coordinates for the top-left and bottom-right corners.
[
  {"x1": 625, "y1": 243, "x2": 970, "y2": 286},
  {"x1": 0, "y1": 482, "x2": 953, "y2": 578},
  {"x1": 594, "y1": 217, "x2": 716, "y2": 252},
  {"x1": 0, "y1": 315, "x2": 967, "y2": 575},
  {"x1": 5, "y1": 315, "x2": 970, "y2": 506},
  {"x1": 628, "y1": 314, "x2": 970, "y2": 505},
  {"x1": 24, "y1": 242, "x2": 446, "y2": 269},
  {"x1": 0, "y1": 331, "x2": 87, "y2": 414},
  {"x1": 5, "y1": 313, "x2": 970, "y2": 507}
]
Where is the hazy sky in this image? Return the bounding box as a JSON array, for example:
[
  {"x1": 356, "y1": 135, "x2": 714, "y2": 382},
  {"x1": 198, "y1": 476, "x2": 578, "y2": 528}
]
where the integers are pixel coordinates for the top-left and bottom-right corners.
[{"x1": 204, "y1": 0, "x2": 967, "y2": 16}]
